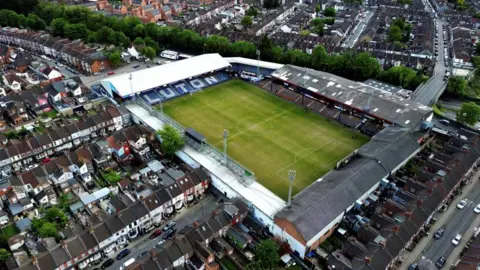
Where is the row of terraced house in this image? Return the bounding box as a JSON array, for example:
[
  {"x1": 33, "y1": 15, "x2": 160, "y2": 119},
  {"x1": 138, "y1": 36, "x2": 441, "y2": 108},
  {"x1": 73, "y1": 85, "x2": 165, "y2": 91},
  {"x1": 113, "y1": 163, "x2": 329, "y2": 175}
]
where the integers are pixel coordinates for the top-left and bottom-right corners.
[{"x1": 0, "y1": 28, "x2": 110, "y2": 75}]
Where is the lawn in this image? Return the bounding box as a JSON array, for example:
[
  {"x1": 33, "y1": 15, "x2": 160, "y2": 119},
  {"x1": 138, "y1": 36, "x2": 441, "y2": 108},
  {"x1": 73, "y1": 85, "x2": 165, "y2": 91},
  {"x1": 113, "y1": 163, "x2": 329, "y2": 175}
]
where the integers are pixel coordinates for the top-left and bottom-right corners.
[
  {"x1": 1, "y1": 224, "x2": 19, "y2": 238},
  {"x1": 163, "y1": 80, "x2": 368, "y2": 199}
]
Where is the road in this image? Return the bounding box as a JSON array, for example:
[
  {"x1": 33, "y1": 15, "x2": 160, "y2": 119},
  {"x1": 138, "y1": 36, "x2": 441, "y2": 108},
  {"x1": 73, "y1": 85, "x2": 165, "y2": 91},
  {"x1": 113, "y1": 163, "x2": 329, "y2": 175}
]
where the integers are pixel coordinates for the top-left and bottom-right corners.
[
  {"x1": 411, "y1": 20, "x2": 447, "y2": 106},
  {"x1": 416, "y1": 179, "x2": 480, "y2": 269},
  {"x1": 96, "y1": 196, "x2": 219, "y2": 270},
  {"x1": 342, "y1": 10, "x2": 374, "y2": 48}
]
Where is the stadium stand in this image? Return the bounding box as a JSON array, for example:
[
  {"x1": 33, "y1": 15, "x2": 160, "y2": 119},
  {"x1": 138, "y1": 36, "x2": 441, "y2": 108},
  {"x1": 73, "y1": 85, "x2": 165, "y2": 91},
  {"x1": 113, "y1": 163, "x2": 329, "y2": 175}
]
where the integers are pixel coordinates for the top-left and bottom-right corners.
[
  {"x1": 158, "y1": 87, "x2": 179, "y2": 100},
  {"x1": 171, "y1": 81, "x2": 194, "y2": 94},
  {"x1": 189, "y1": 78, "x2": 208, "y2": 91},
  {"x1": 141, "y1": 90, "x2": 162, "y2": 105},
  {"x1": 277, "y1": 89, "x2": 302, "y2": 102}
]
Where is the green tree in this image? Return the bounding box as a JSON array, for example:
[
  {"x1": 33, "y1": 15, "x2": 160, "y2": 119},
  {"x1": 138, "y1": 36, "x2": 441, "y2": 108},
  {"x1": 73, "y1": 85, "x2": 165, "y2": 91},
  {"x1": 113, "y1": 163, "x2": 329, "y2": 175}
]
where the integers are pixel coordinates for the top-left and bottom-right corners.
[
  {"x1": 141, "y1": 46, "x2": 156, "y2": 59},
  {"x1": 0, "y1": 249, "x2": 11, "y2": 264},
  {"x1": 241, "y1": 16, "x2": 253, "y2": 28},
  {"x1": 87, "y1": 31, "x2": 99, "y2": 43},
  {"x1": 115, "y1": 31, "x2": 130, "y2": 47},
  {"x1": 133, "y1": 24, "x2": 145, "y2": 37},
  {"x1": 50, "y1": 18, "x2": 68, "y2": 36},
  {"x1": 144, "y1": 36, "x2": 159, "y2": 53},
  {"x1": 97, "y1": 26, "x2": 116, "y2": 44},
  {"x1": 259, "y1": 35, "x2": 274, "y2": 61},
  {"x1": 353, "y1": 52, "x2": 381, "y2": 80},
  {"x1": 447, "y1": 76, "x2": 468, "y2": 96},
  {"x1": 133, "y1": 37, "x2": 145, "y2": 45},
  {"x1": 246, "y1": 7, "x2": 259, "y2": 17},
  {"x1": 17, "y1": 14, "x2": 26, "y2": 27},
  {"x1": 476, "y1": 42, "x2": 480, "y2": 55},
  {"x1": 300, "y1": 30, "x2": 311, "y2": 36},
  {"x1": 250, "y1": 239, "x2": 280, "y2": 270},
  {"x1": 388, "y1": 25, "x2": 403, "y2": 42},
  {"x1": 204, "y1": 35, "x2": 230, "y2": 56},
  {"x1": 25, "y1": 14, "x2": 46, "y2": 30},
  {"x1": 311, "y1": 18, "x2": 325, "y2": 35},
  {"x1": 44, "y1": 207, "x2": 68, "y2": 227},
  {"x1": 311, "y1": 45, "x2": 329, "y2": 70},
  {"x1": 109, "y1": 51, "x2": 122, "y2": 67},
  {"x1": 457, "y1": 102, "x2": 480, "y2": 126},
  {"x1": 230, "y1": 41, "x2": 256, "y2": 58},
  {"x1": 471, "y1": 56, "x2": 480, "y2": 68},
  {"x1": 157, "y1": 124, "x2": 185, "y2": 158},
  {"x1": 324, "y1": 7, "x2": 336, "y2": 16},
  {"x1": 38, "y1": 222, "x2": 57, "y2": 238},
  {"x1": 315, "y1": 4, "x2": 321, "y2": 13},
  {"x1": 63, "y1": 23, "x2": 88, "y2": 40},
  {"x1": 102, "y1": 170, "x2": 121, "y2": 183}
]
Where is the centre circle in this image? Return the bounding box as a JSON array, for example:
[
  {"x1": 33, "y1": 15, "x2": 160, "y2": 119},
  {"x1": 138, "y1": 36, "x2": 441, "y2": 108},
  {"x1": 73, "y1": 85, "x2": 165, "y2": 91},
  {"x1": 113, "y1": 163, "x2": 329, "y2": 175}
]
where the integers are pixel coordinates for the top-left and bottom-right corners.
[{"x1": 237, "y1": 118, "x2": 273, "y2": 136}]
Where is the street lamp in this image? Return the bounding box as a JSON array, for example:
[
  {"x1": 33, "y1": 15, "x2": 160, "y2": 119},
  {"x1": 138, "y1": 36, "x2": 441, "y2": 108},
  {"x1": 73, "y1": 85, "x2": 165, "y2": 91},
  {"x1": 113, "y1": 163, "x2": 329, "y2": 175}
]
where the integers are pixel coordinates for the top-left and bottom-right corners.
[
  {"x1": 223, "y1": 129, "x2": 229, "y2": 165},
  {"x1": 288, "y1": 170, "x2": 296, "y2": 207}
]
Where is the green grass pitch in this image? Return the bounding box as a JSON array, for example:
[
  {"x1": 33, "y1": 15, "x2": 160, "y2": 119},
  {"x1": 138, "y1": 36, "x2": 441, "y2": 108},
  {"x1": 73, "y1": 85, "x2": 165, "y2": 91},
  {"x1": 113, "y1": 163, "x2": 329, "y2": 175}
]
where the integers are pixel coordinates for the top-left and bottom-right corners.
[{"x1": 162, "y1": 80, "x2": 369, "y2": 200}]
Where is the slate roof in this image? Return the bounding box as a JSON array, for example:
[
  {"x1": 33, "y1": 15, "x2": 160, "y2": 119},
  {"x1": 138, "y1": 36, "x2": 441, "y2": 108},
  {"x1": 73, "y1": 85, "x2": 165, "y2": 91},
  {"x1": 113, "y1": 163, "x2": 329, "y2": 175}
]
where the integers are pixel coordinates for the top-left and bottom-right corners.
[
  {"x1": 119, "y1": 207, "x2": 136, "y2": 225},
  {"x1": 154, "y1": 187, "x2": 172, "y2": 205},
  {"x1": 93, "y1": 223, "x2": 111, "y2": 243},
  {"x1": 275, "y1": 127, "x2": 420, "y2": 242},
  {"x1": 80, "y1": 231, "x2": 98, "y2": 250},
  {"x1": 131, "y1": 201, "x2": 149, "y2": 219},
  {"x1": 105, "y1": 215, "x2": 125, "y2": 235}
]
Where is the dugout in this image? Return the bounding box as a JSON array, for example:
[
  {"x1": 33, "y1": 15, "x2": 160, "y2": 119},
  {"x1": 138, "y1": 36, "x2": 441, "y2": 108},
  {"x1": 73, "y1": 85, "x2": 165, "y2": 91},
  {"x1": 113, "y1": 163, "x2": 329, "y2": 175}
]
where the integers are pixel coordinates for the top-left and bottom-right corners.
[{"x1": 185, "y1": 128, "x2": 206, "y2": 145}]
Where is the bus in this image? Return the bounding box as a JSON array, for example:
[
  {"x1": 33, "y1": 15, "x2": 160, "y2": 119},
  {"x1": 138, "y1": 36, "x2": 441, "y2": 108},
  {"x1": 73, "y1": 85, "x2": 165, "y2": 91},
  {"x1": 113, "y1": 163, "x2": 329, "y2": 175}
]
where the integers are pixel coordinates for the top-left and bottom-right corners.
[
  {"x1": 160, "y1": 50, "x2": 179, "y2": 60},
  {"x1": 240, "y1": 71, "x2": 264, "y2": 82}
]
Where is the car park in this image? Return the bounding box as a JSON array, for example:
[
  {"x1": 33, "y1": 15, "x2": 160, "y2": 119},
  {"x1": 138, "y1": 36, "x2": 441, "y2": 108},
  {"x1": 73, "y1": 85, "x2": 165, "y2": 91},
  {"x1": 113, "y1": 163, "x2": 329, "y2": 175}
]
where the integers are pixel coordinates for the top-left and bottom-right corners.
[
  {"x1": 452, "y1": 234, "x2": 462, "y2": 245},
  {"x1": 117, "y1": 249, "x2": 131, "y2": 260},
  {"x1": 435, "y1": 257, "x2": 446, "y2": 268},
  {"x1": 474, "y1": 204, "x2": 480, "y2": 213},
  {"x1": 457, "y1": 199, "x2": 467, "y2": 209},
  {"x1": 434, "y1": 228, "x2": 444, "y2": 239},
  {"x1": 101, "y1": 259, "x2": 114, "y2": 269}
]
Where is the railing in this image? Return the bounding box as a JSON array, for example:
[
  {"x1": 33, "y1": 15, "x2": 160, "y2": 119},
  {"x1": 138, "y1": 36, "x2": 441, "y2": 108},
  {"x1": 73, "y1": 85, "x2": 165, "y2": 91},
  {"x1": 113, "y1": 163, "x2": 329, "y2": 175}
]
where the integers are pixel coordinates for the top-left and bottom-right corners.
[{"x1": 126, "y1": 98, "x2": 256, "y2": 186}]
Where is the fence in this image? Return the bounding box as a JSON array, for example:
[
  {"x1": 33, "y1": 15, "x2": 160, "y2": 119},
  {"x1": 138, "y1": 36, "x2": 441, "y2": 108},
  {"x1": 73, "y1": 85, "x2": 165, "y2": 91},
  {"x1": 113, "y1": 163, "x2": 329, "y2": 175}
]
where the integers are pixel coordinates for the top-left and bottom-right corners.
[{"x1": 126, "y1": 98, "x2": 256, "y2": 186}]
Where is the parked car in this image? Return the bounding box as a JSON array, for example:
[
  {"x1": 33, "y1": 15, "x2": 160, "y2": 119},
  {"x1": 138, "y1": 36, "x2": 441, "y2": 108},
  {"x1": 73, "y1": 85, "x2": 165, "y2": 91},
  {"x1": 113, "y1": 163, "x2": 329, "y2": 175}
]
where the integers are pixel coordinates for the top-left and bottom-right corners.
[
  {"x1": 457, "y1": 200, "x2": 467, "y2": 209},
  {"x1": 408, "y1": 263, "x2": 419, "y2": 270},
  {"x1": 439, "y1": 119, "x2": 450, "y2": 125},
  {"x1": 435, "y1": 257, "x2": 446, "y2": 268},
  {"x1": 101, "y1": 259, "x2": 114, "y2": 269},
  {"x1": 162, "y1": 228, "x2": 176, "y2": 239},
  {"x1": 93, "y1": 72, "x2": 101, "y2": 76},
  {"x1": 117, "y1": 249, "x2": 131, "y2": 260},
  {"x1": 474, "y1": 204, "x2": 480, "y2": 214},
  {"x1": 149, "y1": 230, "x2": 163, "y2": 239},
  {"x1": 133, "y1": 64, "x2": 140, "y2": 68},
  {"x1": 434, "y1": 228, "x2": 444, "y2": 239},
  {"x1": 163, "y1": 221, "x2": 176, "y2": 231},
  {"x1": 452, "y1": 234, "x2": 462, "y2": 245},
  {"x1": 108, "y1": 71, "x2": 115, "y2": 75}
]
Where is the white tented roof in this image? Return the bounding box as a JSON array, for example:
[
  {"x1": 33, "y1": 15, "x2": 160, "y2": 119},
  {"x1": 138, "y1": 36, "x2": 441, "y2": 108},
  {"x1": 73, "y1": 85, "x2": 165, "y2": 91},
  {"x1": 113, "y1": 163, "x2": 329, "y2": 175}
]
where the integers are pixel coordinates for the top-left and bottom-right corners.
[
  {"x1": 224, "y1": 57, "x2": 284, "y2": 70},
  {"x1": 101, "y1": 53, "x2": 230, "y2": 97}
]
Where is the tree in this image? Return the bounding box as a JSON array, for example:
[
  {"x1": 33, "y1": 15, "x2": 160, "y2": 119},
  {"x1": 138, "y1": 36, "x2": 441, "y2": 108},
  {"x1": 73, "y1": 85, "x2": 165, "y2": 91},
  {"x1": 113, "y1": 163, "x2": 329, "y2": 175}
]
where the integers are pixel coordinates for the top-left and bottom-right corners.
[
  {"x1": 44, "y1": 207, "x2": 68, "y2": 227},
  {"x1": 263, "y1": 0, "x2": 280, "y2": 9},
  {"x1": 38, "y1": 222, "x2": 57, "y2": 238},
  {"x1": 133, "y1": 37, "x2": 145, "y2": 45},
  {"x1": 50, "y1": 18, "x2": 68, "y2": 37},
  {"x1": 230, "y1": 41, "x2": 256, "y2": 58},
  {"x1": 97, "y1": 26, "x2": 116, "y2": 44},
  {"x1": 476, "y1": 42, "x2": 480, "y2": 55},
  {"x1": 133, "y1": 24, "x2": 145, "y2": 37},
  {"x1": 388, "y1": 25, "x2": 403, "y2": 42},
  {"x1": 141, "y1": 46, "x2": 156, "y2": 59},
  {"x1": 311, "y1": 45, "x2": 329, "y2": 70},
  {"x1": 0, "y1": 249, "x2": 11, "y2": 264},
  {"x1": 250, "y1": 239, "x2": 280, "y2": 270},
  {"x1": 241, "y1": 16, "x2": 253, "y2": 28},
  {"x1": 259, "y1": 35, "x2": 274, "y2": 61},
  {"x1": 109, "y1": 51, "x2": 122, "y2": 67},
  {"x1": 144, "y1": 36, "x2": 159, "y2": 53},
  {"x1": 246, "y1": 7, "x2": 258, "y2": 17},
  {"x1": 315, "y1": 4, "x2": 321, "y2": 13},
  {"x1": 25, "y1": 14, "x2": 46, "y2": 30},
  {"x1": 204, "y1": 35, "x2": 230, "y2": 56},
  {"x1": 311, "y1": 18, "x2": 325, "y2": 35},
  {"x1": 457, "y1": 102, "x2": 480, "y2": 126},
  {"x1": 102, "y1": 170, "x2": 121, "y2": 183},
  {"x1": 447, "y1": 76, "x2": 468, "y2": 96},
  {"x1": 324, "y1": 7, "x2": 336, "y2": 17},
  {"x1": 63, "y1": 23, "x2": 88, "y2": 40},
  {"x1": 300, "y1": 30, "x2": 310, "y2": 36},
  {"x1": 115, "y1": 31, "x2": 130, "y2": 47},
  {"x1": 157, "y1": 124, "x2": 185, "y2": 158}
]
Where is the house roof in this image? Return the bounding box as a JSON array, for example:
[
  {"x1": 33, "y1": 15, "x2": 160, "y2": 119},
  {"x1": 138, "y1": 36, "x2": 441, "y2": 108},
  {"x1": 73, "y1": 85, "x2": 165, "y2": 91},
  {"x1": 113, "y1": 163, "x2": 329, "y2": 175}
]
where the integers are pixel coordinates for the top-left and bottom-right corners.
[
  {"x1": 93, "y1": 223, "x2": 111, "y2": 243},
  {"x1": 80, "y1": 231, "x2": 98, "y2": 250},
  {"x1": 15, "y1": 218, "x2": 31, "y2": 232},
  {"x1": 131, "y1": 201, "x2": 150, "y2": 219},
  {"x1": 165, "y1": 183, "x2": 183, "y2": 198},
  {"x1": 154, "y1": 187, "x2": 173, "y2": 205},
  {"x1": 275, "y1": 127, "x2": 420, "y2": 242},
  {"x1": 20, "y1": 171, "x2": 39, "y2": 188},
  {"x1": 119, "y1": 207, "x2": 136, "y2": 225},
  {"x1": 105, "y1": 215, "x2": 125, "y2": 235},
  {"x1": 66, "y1": 237, "x2": 87, "y2": 258}
]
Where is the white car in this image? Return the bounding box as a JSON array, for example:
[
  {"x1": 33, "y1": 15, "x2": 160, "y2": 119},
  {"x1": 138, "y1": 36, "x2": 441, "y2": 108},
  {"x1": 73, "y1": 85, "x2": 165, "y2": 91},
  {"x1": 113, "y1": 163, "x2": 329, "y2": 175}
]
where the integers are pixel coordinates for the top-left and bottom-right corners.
[
  {"x1": 457, "y1": 199, "x2": 467, "y2": 209},
  {"x1": 474, "y1": 204, "x2": 480, "y2": 214},
  {"x1": 452, "y1": 234, "x2": 462, "y2": 245}
]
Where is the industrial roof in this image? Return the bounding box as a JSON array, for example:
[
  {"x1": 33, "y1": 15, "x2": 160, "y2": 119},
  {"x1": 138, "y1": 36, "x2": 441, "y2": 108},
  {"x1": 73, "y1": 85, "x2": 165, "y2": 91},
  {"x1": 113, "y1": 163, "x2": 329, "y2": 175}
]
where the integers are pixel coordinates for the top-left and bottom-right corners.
[
  {"x1": 100, "y1": 53, "x2": 231, "y2": 97},
  {"x1": 224, "y1": 57, "x2": 284, "y2": 70},
  {"x1": 272, "y1": 65, "x2": 433, "y2": 129},
  {"x1": 275, "y1": 127, "x2": 420, "y2": 242}
]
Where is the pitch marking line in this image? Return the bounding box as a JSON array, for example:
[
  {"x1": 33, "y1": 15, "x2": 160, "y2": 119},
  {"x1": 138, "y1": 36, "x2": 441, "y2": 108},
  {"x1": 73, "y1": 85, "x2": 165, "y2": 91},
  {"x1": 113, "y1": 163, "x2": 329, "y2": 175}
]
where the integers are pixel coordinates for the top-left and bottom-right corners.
[{"x1": 275, "y1": 139, "x2": 334, "y2": 177}]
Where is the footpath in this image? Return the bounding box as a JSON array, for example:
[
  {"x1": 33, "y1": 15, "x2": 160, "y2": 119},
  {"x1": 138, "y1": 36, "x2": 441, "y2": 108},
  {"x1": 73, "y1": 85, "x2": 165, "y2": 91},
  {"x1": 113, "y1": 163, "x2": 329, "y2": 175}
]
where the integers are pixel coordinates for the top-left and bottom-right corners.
[{"x1": 400, "y1": 169, "x2": 480, "y2": 268}]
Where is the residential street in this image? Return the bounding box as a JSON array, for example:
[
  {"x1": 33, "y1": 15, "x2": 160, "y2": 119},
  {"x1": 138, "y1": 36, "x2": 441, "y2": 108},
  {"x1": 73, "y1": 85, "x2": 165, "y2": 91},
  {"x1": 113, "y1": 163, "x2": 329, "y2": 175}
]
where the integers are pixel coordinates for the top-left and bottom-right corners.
[
  {"x1": 401, "y1": 169, "x2": 480, "y2": 269},
  {"x1": 411, "y1": 20, "x2": 447, "y2": 106},
  {"x1": 342, "y1": 10, "x2": 374, "y2": 48},
  {"x1": 88, "y1": 195, "x2": 219, "y2": 270}
]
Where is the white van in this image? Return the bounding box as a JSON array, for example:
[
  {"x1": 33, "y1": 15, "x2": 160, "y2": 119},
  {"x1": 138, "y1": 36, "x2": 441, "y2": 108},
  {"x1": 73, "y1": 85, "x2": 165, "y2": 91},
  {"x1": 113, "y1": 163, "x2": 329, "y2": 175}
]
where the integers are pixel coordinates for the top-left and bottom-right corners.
[{"x1": 119, "y1": 258, "x2": 135, "y2": 270}]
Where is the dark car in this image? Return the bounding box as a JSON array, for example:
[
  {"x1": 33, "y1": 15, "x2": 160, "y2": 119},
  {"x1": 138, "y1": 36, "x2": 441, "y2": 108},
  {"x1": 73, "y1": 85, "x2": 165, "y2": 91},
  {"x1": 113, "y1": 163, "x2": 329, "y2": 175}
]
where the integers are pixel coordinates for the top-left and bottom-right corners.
[
  {"x1": 408, "y1": 263, "x2": 419, "y2": 270},
  {"x1": 434, "y1": 229, "x2": 445, "y2": 239},
  {"x1": 150, "y1": 229, "x2": 163, "y2": 239},
  {"x1": 163, "y1": 221, "x2": 176, "y2": 231},
  {"x1": 435, "y1": 257, "x2": 446, "y2": 268},
  {"x1": 133, "y1": 64, "x2": 140, "y2": 68},
  {"x1": 101, "y1": 258, "x2": 114, "y2": 269},
  {"x1": 117, "y1": 249, "x2": 130, "y2": 260},
  {"x1": 162, "y1": 228, "x2": 176, "y2": 239}
]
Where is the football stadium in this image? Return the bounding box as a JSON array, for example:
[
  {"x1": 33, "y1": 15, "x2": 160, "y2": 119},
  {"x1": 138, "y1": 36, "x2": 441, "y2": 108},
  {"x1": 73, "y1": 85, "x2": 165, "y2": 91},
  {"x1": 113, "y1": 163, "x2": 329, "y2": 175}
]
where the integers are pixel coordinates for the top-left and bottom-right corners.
[{"x1": 162, "y1": 80, "x2": 368, "y2": 199}]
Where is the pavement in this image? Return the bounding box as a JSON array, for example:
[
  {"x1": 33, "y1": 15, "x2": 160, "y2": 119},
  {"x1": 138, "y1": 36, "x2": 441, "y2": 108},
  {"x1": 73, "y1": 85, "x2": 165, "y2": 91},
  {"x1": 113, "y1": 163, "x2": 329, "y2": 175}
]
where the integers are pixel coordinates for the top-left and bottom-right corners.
[
  {"x1": 411, "y1": 20, "x2": 448, "y2": 106},
  {"x1": 88, "y1": 195, "x2": 219, "y2": 270},
  {"x1": 401, "y1": 168, "x2": 480, "y2": 269}
]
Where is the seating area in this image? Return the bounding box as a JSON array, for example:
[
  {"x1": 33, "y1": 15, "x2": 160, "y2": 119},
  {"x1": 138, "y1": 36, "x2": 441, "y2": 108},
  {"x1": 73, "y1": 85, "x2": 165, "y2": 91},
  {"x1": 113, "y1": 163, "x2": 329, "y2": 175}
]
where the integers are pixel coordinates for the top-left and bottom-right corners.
[{"x1": 139, "y1": 72, "x2": 230, "y2": 105}]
